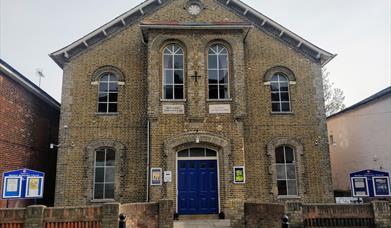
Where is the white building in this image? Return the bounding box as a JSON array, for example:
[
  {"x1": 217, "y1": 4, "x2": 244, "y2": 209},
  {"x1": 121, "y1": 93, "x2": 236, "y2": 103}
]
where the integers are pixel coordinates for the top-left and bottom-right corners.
[{"x1": 327, "y1": 86, "x2": 391, "y2": 195}]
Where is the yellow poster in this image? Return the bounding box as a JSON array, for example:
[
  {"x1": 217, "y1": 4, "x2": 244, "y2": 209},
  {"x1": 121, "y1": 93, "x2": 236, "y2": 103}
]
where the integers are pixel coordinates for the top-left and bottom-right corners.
[
  {"x1": 234, "y1": 166, "x2": 245, "y2": 184},
  {"x1": 27, "y1": 177, "x2": 40, "y2": 197},
  {"x1": 151, "y1": 168, "x2": 162, "y2": 185}
]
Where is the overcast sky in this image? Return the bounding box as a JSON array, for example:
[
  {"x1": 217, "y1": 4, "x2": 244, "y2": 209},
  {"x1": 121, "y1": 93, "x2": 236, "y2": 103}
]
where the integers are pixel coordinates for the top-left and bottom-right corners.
[{"x1": 0, "y1": 0, "x2": 390, "y2": 106}]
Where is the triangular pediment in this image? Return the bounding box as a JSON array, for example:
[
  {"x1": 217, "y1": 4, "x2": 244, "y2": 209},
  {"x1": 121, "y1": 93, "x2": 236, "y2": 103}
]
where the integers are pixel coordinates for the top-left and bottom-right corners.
[{"x1": 50, "y1": 0, "x2": 335, "y2": 68}]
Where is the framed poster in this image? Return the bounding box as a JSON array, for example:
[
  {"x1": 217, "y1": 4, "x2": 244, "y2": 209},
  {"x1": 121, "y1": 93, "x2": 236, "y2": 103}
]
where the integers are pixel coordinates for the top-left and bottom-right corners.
[
  {"x1": 233, "y1": 166, "x2": 245, "y2": 184},
  {"x1": 2, "y1": 176, "x2": 22, "y2": 199},
  {"x1": 373, "y1": 177, "x2": 391, "y2": 196},
  {"x1": 151, "y1": 168, "x2": 162, "y2": 186},
  {"x1": 25, "y1": 176, "x2": 44, "y2": 198},
  {"x1": 351, "y1": 177, "x2": 369, "y2": 197}
]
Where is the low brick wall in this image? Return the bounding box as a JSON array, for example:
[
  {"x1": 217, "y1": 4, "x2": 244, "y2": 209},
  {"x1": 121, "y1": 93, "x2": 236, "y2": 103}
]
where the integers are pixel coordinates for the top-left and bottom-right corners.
[
  {"x1": 0, "y1": 208, "x2": 25, "y2": 226},
  {"x1": 43, "y1": 205, "x2": 103, "y2": 227},
  {"x1": 245, "y1": 202, "x2": 284, "y2": 228},
  {"x1": 120, "y1": 203, "x2": 159, "y2": 228},
  {"x1": 245, "y1": 201, "x2": 391, "y2": 228},
  {"x1": 0, "y1": 200, "x2": 173, "y2": 228},
  {"x1": 302, "y1": 204, "x2": 375, "y2": 227}
]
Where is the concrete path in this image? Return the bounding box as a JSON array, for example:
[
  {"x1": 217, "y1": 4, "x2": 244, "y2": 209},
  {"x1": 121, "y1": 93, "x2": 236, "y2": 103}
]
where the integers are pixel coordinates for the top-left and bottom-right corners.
[{"x1": 174, "y1": 219, "x2": 231, "y2": 228}]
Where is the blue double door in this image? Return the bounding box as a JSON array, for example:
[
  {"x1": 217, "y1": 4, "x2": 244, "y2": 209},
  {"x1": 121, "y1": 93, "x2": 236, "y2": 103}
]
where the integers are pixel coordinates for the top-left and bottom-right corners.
[{"x1": 178, "y1": 160, "x2": 219, "y2": 214}]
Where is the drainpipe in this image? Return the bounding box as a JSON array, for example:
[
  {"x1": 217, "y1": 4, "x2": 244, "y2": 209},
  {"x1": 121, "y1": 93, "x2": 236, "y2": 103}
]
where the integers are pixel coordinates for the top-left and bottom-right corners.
[{"x1": 146, "y1": 121, "x2": 150, "y2": 202}]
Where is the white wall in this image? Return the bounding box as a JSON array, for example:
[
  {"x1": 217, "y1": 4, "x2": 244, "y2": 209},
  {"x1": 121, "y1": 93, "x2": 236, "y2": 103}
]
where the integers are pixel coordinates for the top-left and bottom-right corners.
[{"x1": 327, "y1": 95, "x2": 391, "y2": 191}]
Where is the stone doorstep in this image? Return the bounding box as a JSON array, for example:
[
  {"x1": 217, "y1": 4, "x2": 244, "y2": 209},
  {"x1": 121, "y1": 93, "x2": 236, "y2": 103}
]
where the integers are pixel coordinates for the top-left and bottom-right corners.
[
  {"x1": 178, "y1": 214, "x2": 220, "y2": 220},
  {"x1": 174, "y1": 219, "x2": 231, "y2": 228}
]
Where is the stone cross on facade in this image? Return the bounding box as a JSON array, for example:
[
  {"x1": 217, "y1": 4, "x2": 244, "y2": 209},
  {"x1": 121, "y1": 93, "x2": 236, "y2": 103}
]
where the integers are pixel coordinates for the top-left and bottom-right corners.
[{"x1": 190, "y1": 71, "x2": 202, "y2": 82}]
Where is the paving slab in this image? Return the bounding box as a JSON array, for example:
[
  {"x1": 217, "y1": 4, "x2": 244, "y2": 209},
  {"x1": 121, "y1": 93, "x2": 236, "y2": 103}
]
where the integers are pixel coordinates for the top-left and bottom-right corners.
[{"x1": 174, "y1": 219, "x2": 231, "y2": 228}]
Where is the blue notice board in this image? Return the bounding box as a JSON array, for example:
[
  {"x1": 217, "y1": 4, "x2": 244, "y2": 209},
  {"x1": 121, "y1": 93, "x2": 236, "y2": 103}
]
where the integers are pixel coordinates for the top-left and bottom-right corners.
[
  {"x1": 350, "y1": 169, "x2": 391, "y2": 197},
  {"x1": 2, "y1": 169, "x2": 44, "y2": 199}
]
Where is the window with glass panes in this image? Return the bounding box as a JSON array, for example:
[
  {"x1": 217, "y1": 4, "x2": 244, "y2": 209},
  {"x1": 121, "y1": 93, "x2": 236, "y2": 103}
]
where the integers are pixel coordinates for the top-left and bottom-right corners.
[
  {"x1": 271, "y1": 73, "x2": 290, "y2": 112},
  {"x1": 275, "y1": 146, "x2": 297, "y2": 196},
  {"x1": 163, "y1": 44, "x2": 184, "y2": 100},
  {"x1": 94, "y1": 148, "x2": 115, "y2": 200},
  {"x1": 98, "y1": 73, "x2": 118, "y2": 113},
  {"x1": 208, "y1": 44, "x2": 229, "y2": 99},
  {"x1": 177, "y1": 148, "x2": 217, "y2": 157}
]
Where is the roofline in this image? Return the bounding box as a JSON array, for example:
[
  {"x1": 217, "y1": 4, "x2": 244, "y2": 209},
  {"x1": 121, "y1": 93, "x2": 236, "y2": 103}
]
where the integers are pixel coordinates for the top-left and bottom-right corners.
[
  {"x1": 50, "y1": 0, "x2": 336, "y2": 68},
  {"x1": 0, "y1": 59, "x2": 61, "y2": 111},
  {"x1": 229, "y1": 0, "x2": 334, "y2": 57},
  {"x1": 327, "y1": 86, "x2": 391, "y2": 119},
  {"x1": 49, "y1": 0, "x2": 161, "y2": 68},
  {"x1": 51, "y1": 0, "x2": 156, "y2": 57}
]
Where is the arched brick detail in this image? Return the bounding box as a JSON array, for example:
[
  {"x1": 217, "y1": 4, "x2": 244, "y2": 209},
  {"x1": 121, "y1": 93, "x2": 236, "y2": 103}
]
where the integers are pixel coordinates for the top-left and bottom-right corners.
[
  {"x1": 84, "y1": 139, "x2": 127, "y2": 203},
  {"x1": 91, "y1": 65, "x2": 125, "y2": 82},
  {"x1": 264, "y1": 66, "x2": 296, "y2": 82},
  {"x1": 163, "y1": 131, "x2": 232, "y2": 212},
  {"x1": 266, "y1": 138, "x2": 305, "y2": 200},
  {"x1": 163, "y1": 131, "x2": 231, "y2": 155}
]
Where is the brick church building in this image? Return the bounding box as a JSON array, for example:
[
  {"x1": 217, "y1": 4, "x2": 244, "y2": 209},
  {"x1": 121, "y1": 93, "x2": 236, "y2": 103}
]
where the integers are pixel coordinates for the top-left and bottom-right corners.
[{"x1": 50, "y1": 0, "x2": 335, "y2": 218}]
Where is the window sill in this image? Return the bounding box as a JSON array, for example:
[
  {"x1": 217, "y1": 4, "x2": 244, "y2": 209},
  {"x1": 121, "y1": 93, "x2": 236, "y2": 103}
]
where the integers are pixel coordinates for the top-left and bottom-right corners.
[
  {"x1": 160, "y1": 99, "x2": 187, "y2": 102},
  {"x1": 95, "y1": 112, "x2": 119, "y2": 116},
  {"x1": 207, "y1": 98, "x2": 233, "y2": 102},
  {"x1": 271, "y1": 112, "x2": 294, "y2": 115},
  {"x1": 277, "y1": 195, "x2": 301, "y2": 200},
  {"x1": 90, "y1": 199, "x2": 116, "y2": 203}
]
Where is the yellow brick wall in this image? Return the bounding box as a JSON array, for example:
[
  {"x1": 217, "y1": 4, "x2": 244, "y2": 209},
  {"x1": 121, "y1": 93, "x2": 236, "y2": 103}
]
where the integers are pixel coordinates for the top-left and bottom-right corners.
[{"x1": 55, "y1": 0, "x2": 333, "y2": 211}]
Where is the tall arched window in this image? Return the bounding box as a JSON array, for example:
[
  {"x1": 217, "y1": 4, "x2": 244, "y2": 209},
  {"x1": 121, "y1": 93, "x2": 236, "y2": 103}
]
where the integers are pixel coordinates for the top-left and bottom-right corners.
[
  {"x1": 98, "y1": 73, "x2": 118, "y2": 113},
  {"x1": 208, "y1": 44, "x2": 229, "y2": 99},
  {"x1": 275, "y1": 145, "x2": 297, "y2": 196},
  {"x1": 271, "y1": 73, "x2": 290, "y2": 112},
  {"x1": 94, "y1": 148, "x2": 115, "y2": 200},
  {"x1": 163, "y1": 44, "x2": 184, "y2": 100}
]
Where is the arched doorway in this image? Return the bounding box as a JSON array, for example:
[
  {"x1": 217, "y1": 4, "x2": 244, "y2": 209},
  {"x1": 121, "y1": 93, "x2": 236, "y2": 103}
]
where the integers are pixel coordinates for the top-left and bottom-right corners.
[{"x1": 176, "y1": 147, "x2": 219, "y2": 215}]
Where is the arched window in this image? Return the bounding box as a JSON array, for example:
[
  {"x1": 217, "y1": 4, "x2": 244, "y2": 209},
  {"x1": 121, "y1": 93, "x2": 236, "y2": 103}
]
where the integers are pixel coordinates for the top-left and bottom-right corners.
[
  {"x1": 208, "y1": 44, "x2": 229, "y2": 99},
  {"x1": 271, "y1": 73, "x2": 290, "y2": 112},
  {"x1": 163, "y1": 44, "x2": 184, "y2": 100},
  {"x1": 94, "y1": 148, "x2": 115, "y2": 200},
  {"x1": 275, "y1": 145, "x2": 297, "y2": 196},
  {"x1": 98, "y1": 73, "x2": 118, "y2": 113}
]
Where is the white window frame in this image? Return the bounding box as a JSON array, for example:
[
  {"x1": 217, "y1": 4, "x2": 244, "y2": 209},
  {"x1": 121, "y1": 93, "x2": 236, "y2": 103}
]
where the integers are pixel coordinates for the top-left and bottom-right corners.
[
  {"x1": 270, "y1": 73, "x2": 291, "y2": 113},
  {"x1": 207, "y1": 44, "x2": 230, "y2": 100},
  {"x1": 97, "y1": 73, "x2": 118, "y2": 114},
  {"x1": 93, "y1": 148, "x2": 116, "y2": 200},
  {"x1": 276, "y1": 146, "x2": 298, "y2": 196},
  {"x1": 162, "y1": 44, "x2": 185, "y2": 100}
]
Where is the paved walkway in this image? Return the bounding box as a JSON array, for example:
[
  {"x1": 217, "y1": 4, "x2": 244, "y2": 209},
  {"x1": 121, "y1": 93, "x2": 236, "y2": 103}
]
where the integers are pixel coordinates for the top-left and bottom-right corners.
[{"x1": 174, "y1": 219, "x2": 231, "y2": 228}]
